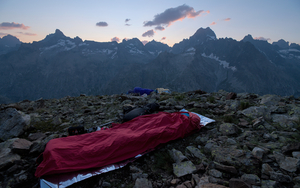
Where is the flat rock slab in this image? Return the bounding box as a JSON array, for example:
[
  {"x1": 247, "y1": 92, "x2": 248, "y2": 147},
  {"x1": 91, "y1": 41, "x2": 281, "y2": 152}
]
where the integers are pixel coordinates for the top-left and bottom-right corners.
[{"x1": 173, "y1": 161, "x2": 196, "y2": 177}]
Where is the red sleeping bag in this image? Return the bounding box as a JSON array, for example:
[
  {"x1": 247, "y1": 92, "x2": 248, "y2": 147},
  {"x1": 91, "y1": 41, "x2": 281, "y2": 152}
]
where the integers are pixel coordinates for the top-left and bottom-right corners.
[{"x1": 35, "y1": 112, "x2": 201, "y2": 177}]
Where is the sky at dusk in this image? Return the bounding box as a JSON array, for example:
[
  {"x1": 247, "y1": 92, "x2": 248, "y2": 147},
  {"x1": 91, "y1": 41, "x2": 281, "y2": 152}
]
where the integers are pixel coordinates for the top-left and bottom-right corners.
[{"x1": 0, "y1": 0, "x2": 299, "y2": 47}]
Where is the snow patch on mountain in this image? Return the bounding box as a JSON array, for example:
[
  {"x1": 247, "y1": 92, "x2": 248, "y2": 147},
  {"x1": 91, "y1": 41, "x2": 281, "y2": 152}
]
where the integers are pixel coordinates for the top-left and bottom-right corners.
[
  {"x1": 207, "y1": 35, "x2": 216, "y2": 40},
  {"x1": 202, "y1": 53, "x2": 237, "y2": 71},
  {"x1": 40, "y1": 39, "x2": 76, "y2": 54},
  {"x1": 279, "y1": 49, "x2": 300, "y2": 59},
  {"x1": 184, "y1": 47, "x2": 196, "y2": 56}
]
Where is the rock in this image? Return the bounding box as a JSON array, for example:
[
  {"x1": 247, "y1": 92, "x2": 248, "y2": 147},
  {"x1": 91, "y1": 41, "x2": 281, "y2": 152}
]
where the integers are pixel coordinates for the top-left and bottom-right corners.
[
  {"x1": 132, "y1": 173, "x2": 148, "y2": 181},
  {"x1": 226, "y1": 92, "x2": 237, "y2": 100},
  {"x1": 269, "y1": 171, "x2": 292, "y2": 183},
  {"x1": 195, "y1": 136, "x2": 208, "y2": 145},
  {"x1": 182, "y1": 180, "x2": 192, "y2": 188},
  {"x1": 252, "y1": 147, "x2": 265, "y2": 160},
  {"x1": 241, "y1": 106, "x2": 271, "y2": 120},
  {"x1": 229, "y1": 178, "x2": 251, "y2": 188},
  {"x1": 241, "y1": 174, "x2": 261, "y2": 185},
  {"x1": 261, "y1": 163, "x2": 274, "y2": 176},
  {"x1": 260, "y1": 95, "x2": 281, "y2": 106},
  {"x1": 10, "y1": 138, "x2": 33, "y2": 154},
  {"x1": 212, "y1": 162, "x2": 237, "y2": 174},
  {"x1": 282, "y1": 142, "x2": 300, "y2": 154},
  {"x1": 52, "y1": 116, "x2": 62, "y2": 125},
  {"x1": 185, "y1": 146, "x2": 206, "y2": 160},
  {"x1": 208, "y1": 169, "x2": 222, "y2": 178},
  {"x1": 293, "y1": 151, "x2": 300, "y2": 159},
  {"x1": 102, "y1": 181, "x2": 111, "y2": 187},
  {"x1": 226, "y1": 138, "x2": 237, "y2": 145},
  {"x1": 133, "y1": 178, "x2": 152, "y2": 188},
  {"x1": 170, "y1": 179, "x2": 181, "y2": 185},
  {"x1": 272, "y1": 114, "x2": 297, "y2": 129},
  {"x1": 274, "y1": 151, "x2": 300, "y2": 172},
  {"x1": 200, "y1": 183, "x2": 228, "y2": 188},
  {"x1": 0, "y1": 108, "x2": 31, "y2": 141},
  {"x1": 172, "y1": 161, "x2": 196, "y2": 177},
  {"x1": 28, "y1": 132, "x2": 46, "y2": 141},
  {"x1": 219, "y1": 123, "x2": 239, "y2": 136},
  {"x1": 260, "y1": 180, "x2": 277, "y2": 188},
  {"x1": 0, "y1": 139, "x2": 21, "y2": 170},
  {"x1": 169, "y1": 149, "x2": 188, "y2": 163}
]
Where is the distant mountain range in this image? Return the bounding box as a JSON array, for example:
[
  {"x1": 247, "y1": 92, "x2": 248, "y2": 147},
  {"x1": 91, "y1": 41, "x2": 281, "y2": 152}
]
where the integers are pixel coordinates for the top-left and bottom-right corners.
[{"x1": 1, "y1": 27, "x2": 300, "y2": 103}]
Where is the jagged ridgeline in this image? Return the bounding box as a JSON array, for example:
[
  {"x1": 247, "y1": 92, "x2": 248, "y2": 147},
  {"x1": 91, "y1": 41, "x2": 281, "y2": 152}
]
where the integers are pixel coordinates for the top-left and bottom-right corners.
[{"x1": 0, "y1": 27, "x2": 300, "y2": 104}]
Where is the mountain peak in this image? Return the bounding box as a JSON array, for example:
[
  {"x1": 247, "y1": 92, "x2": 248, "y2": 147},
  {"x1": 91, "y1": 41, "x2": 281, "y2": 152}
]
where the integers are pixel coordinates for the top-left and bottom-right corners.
[
  {"x1": 272, "y1": 39, "x2": 289, "y2": 49},
  {"x1": 242, "y1": 34, "x2": 254, "y2": 42},
  {"x1": 54, "y1": 29, "x2": 65, "y2": 37},
  {"x1": 191, "y1": 27, "x2": 216, "y2": 40}
]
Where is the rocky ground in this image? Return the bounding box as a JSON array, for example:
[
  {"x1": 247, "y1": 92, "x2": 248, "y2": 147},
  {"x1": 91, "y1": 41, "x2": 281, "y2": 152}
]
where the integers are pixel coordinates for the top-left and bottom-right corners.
[{"x1": 1, "y1": 90, "x2": 300, "y2": 188}]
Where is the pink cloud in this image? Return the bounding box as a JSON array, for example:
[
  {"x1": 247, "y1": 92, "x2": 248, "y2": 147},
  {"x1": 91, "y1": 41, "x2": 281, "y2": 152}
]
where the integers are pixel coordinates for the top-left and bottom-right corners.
[
  {"x1": 210, "y1": 22, "x2": 216, "y2": 25},
  {"x1": 224, "y1": 18, "x2": 231, "y2": 21},
  {"x1": 0, "y1": 22, "x2": 30, "y2": 30},
  {"x1": 111, "y1": 37, "x2": 120, "y2": 42},
  {"x1": 161, "y1": 37, "x2": 166, "y2": 41}
]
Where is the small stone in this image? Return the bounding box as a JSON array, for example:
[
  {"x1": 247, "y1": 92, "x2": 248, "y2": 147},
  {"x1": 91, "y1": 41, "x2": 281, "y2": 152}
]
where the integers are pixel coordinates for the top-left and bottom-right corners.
[
  {"x1": 208, "y1": 169, "x2": 222, "y2": 178},
  {"x1": 226, "y1": 92, "x2": 237, "y2": 100},
  {"x1": 261, "y1": 163, "x2": 274, "y2": 176},
  {"x1": 292, "y1": 151, "x2": 300, "y2": 159},
  {"x1": 261, "y1": 180, "x2": 277, "y2": 188},
  {"x1": 170, "y1": 179, "x2": 180, "y2": 185},
  {"x1": 169, "y1": 149, "x2": 188, "y2": 163},
  {"x1": 252, "y1": 147, "x2": 265, "y2": 160},
  {"x1": 11, "y1": 138, "x2": 33, "y2": 154},
  {"x1": 219, "y1": 123, "x2": 239, "y2": 136},
  {"x1": 213, "y1": 162, "x2": 237, "y2": 174},
  {"x1": 229, "y1": 178, "x2": 251, "y2": 188},
  {"x1": 269, "y1": 171, "x2": 292, "y2": 183},
  {"x1": 133, "y1": 178, "x2": 152, "y2": 188},
  {"x1": 241, "y1": 174, "x2": 261, "y2": 185}
]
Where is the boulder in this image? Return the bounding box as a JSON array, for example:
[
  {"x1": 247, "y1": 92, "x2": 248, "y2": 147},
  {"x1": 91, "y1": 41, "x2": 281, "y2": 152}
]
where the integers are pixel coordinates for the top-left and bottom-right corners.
[
  {"x1": 0, "y1": 139, "x2": 21, "y2": 170},
  {"x1": 219, "y1": 123, "x2": 239, "y2": 136},
  {"x1": 274, "y1": 152, "x2": 300, "y2": 172},
  {"x1": 0, "y1": 108, "x2": 31, "y2": 141}
]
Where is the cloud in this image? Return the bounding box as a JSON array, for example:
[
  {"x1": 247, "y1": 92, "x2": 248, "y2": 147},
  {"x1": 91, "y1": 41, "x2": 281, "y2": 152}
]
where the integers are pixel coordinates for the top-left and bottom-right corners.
[
  {"x1": 155, "y1": 26, "x2": 165, "y2": 31},
  {"x1": 254, "y1": 37, "x2": 271, "y2": 41},
  {"x1": 142, "y1": 40, "x2": 148, "y2": 45},
  {"x1": 125, "y1": 24, "x2": 131, "y2": 26},
  {"x1": 96, "y1": 22, "x2": 108, "y2": 27},
  {"x1": 143, "y1": 4, "x2": 204, "y2": 27},
  {"x1": 17, "y1": 32, "x2": 37, "y2": 36},
  {"x1": 142, "y1": 29, "x2": 155, "y2": 37},
  {"x1": 210, "y1": 22, "x2": 216, "y2": 25},
  {"x1": 125, "y1": 19, "x2": 130, "y2": 22},
  {"x1": 111, "y1": 37, "x2": 120, "y2": 42},
  {"x1": 224, "y1": 18, "x2": 231, "y2": 21},
  {"x1": 0, "y1": 22, "x2": 30, "y2": 30},
  {"x1": 161, "y1": 37, "x2": 166, "y2": 41}
]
